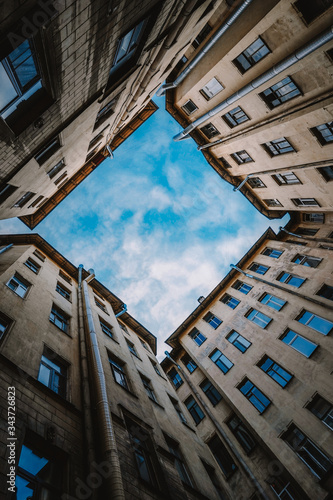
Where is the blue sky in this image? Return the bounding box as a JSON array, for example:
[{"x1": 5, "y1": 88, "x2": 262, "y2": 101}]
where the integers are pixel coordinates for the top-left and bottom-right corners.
[{"x1": 0, "y1": 96, "x2": 288, "y2": 358}]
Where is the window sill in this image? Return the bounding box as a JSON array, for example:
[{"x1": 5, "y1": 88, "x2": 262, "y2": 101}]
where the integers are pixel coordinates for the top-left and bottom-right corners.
[
  {"x1": 49, "y1": 319, "x2": 72, "y2": 338},
  {"x1": 115, "y1": 382, "x2": 138, "y2": 399},
  {"x1": 182, "y1": 421, "x2": 196, "y2": 432},
  {"x1": 149, "y1": 398, "x2": 164, "y2": 410}
]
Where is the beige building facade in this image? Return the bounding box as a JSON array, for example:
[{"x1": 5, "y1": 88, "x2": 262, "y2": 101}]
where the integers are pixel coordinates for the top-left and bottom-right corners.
[
  {"x1": 0, "y1": 234, "x2": 228, "y2": 500},
  {"x1": 0, "y1": 0, "x2": 229, "y2": 227},
  {"x1": 162, "y1": 212, "x2": 333, "y2": 500},
  {"x1": 164, "y1": 0, "x2": 333, "y2": 217}
]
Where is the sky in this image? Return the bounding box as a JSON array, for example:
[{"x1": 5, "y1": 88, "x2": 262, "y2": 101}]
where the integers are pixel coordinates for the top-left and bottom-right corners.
[{"x1": 0, "y1": 96, "x2": 288, "y2": 359}]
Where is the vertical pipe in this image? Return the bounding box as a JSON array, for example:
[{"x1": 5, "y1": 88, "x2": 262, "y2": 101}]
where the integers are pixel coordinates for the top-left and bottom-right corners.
[
  {"x1": 82, "y1": 279, "x2": 125, "y2": 500},
  {"x1": 77, "y1": 265, "x2": 98, "y2": 500}
]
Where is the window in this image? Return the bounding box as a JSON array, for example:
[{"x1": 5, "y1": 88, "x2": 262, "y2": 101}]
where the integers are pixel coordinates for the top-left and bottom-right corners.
[
  {"x1": 219, "y1": 156, "x2": 232, "y2": 169},
  {"x1": 272, "y1": 172, "x2": 301, "y2": 185},
  {"x1": 24, "y1": 257, "x2": 41, "y2": 274},
  {"x1": 294, "y1": 0, "x2": 333, "y2": 24},
  {"x1": 185, "y1": 395, "x2": 205, "y2": 424},
  {"x1": 182, "y1": 99, "x2": 198, "y2": 115},
  {"x1": 277, "y1": 272, "x2": 305, "y2": 288},
  {"x1": 47, "y1": 159, "x2": 65, "y2": 179},
  {"x1": 28, "y1": 195, "x2": 44, "y2": 208},
  {"x1": 6, "y1": 273, "x2": 30, "y2": 298},
  {"x1": 192, "y1": 23, "x2": 212, "y2": 48},
  {"x1": 248, "y1": 177, "x2": 266, "y2": 188},
  {"x1": 0, "y1": 183, "x2": 18, "y2": 204},
  {"x1": 166, "y1": 436, "x2": 193, "y2": 486},
  {"x1": 306, "y1": 395, "x2": 333, "y2": 430},
  {"x1": 109, "y1": 354, "x2": 129, "y2": 389},
  {"x1": 258, "y1": 356, "x2": 292, "y2": 387},
  {"x1": 259, "y1": 77, "x2": 301, "y2": 109},
  {"x1": 201, "y1": 460, "x2": 225, "y2": 500},
  {"x1": 35, "y1": 136, "x2": 61, "y2": 165},
  {"x1": 231, "y1": 150, "x2": 253, "y2": 164},
  {"x1": 139, "y1": 338, "x2": 150, "y2": 351},
  {"x1": 200, "y1": 122, "x2": 220, "y2": 139},
  {"x1": 150, "y1": 359, "x2": 162, "y2": 376},
  {"x1": 269, "y1": 476, "x2": 305, "y2": 500},
  {"x1": 226, "y1": 414, "x2": 257, "y2": 454},
  {"x1": 233, "y1": 37, "x2": 270, "y2": 73},
  {"x1": 295, "y1": 227, "x2": 319, "y2": 236},
  {"x1": 200, "y1": 378, "x2": 222, "y2": 406},
  {"x1": 0, "y1": 311, "x2": 12, "y2": 341},
  {"x1": 169, "y1": 396, "x2": 187, "y2": 423},
  {"x1": 168, "y1": 367, "x2": 183, "y2": 389},
  {"x1": 113, "y1": 19, "x2": 148, "y2": 66},
  {"x1": 220, "y1": 294, "x2": 240, "y2": 309},
  {"x1": 248, "y1": 262, "x2": 269, "y2": 274},
  {"x1": 209, "y1": 349, "x2": 233, "y2": 374},
  {"x1": 189, "y1": 327, "x2": 206, "y2": 346},
  {"x1": 140, "y1": 375, "x2": 157, "y2": 402},
  {"x1": 59, "y1": 270, "x2": 71, "y2": 284},
  {"x1": 16, "y1": 438, "x2": 64, "y2": 499},
  {"x1": 222, "y1": 106, "x2": 250, "y2": 128},
  {"x1": 259, "y1": 293, "x2": 286, "y2": 311},
  {"x1": 232, "y1": 280, "x2": 252, "y2": 294},
  {"x1": 56, "y1": 282, "x2": 71, "y2": 301},
  {"x1": 262, "y1": 248, "x2": 283, "y2": 258},
  {"x1": 317, "y1": 165, "x2": 333, "y2": 181},
  {"x1": 262, "y1": 137, "x2": 295, "y2": 156},
  {"x1": 200, "y1": 77, "x2": 224, "y2": 100},
  {"x1": 126, "y1": 419, "x2": 158, "y2": 487},
  {"x1": 126, "y1": 339, "x2": 139, "y2": 357},
  {"x1": 238, "y1": 378, "x2": 271, "y2": 413},
  {"x1": 13, "y1": 191, "x2": 36, "y2": 208},
  {"x1": 292, "y1": 254, "x2": 322, "y2": 268},
  {"x1": 38, "y1": 348, "x2": 67, "y2": 397},
  {"x1": 316, "y1": 284, "x2": 333, "y2": 301},
  {"x1": 0, "y1": 40, "x2": 44, "y2": 128},
  {"x1": 100, "y1": 318, "x2": 113, "y2": 338},
  {"x1": 88, "y1": 132, "x2": 104, "y2": 150},
  {"x1": 292, "y1": 198, "x2": 320, "y2": 207},
  {"x1": 280, "y1": 329, "x2": 317, "y2": 357},
  {"x1": 246, "y1": 309, "x2": 272, "y2": 328},
  {"x1": 303, "y1": 213, "x2": 324, "y2": 223},
  {"x1": 181, "y1": 353, "x2": 197, "y2": 373},
  {"x1": 118, "y1": 321, "x2": 129, "y2": 333},
  {"x1": 95, "y1": 297, "x2": 107, "y2": 313},
  {"x1": 94, "y1": 98, "x2": 116, "y2": 129},
  {"x1": 297, "y1": 310, "x2": 333, "y2": 335},
  {"x1": 49, "y1": 304, "x2": 69, "y2": 333},
  {"x1": 203, "y1": 312, "x2": 222, "y2": 329},
  {"x1": 282, "y1": 424, "x2": 332, "y2": 479},
  {"x1": 226, "y1": 330, "x2": 251, "y2": 353},
  {"x1": 263, "y1": 198, "x2": 283, "y2": 207},
  {"x1": 207, "y1": 434, "x2": 237, "y2": 478}
]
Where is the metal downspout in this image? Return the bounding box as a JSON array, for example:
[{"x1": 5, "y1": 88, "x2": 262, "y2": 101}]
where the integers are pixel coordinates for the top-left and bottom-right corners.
[
  {"x1": 156, "y1": 0, "x2": 254, "y2": 96},
  {"x1": 230, "y1": 264, "x2": 333, "y2": 311},
  {"x1": 173, "y1": 25, "x2": 333, "y2": 141},
  {"x1": 77, "y1": 265, "x2": 98, "y2": 500},
  {"x1": 164, "y1": 352, "x2": 271, "y2": 500},
  {"x1": 279, "y1": 226, "x2": 333, "y2": 244},
  {"x1": 0, "y1": 243, "x2": 13, "y2": 254},
  {"x1": 82, "y1": 274, "x2": 125, "y2": 500},
  {"x1": 115, "y1": 304, "x2": 127, "y2": 318}
]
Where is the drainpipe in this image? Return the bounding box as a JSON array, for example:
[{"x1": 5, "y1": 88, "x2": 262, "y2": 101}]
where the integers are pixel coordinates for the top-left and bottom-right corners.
[
  {"x1": 164, "y1": 351, "x2": 271, "y2": 500},
  {"x1": 115, "y1": 304, "x2": 127, "y2": 318},
  {"x1": 279, "y1": 226, "x2": 333, "y2": 244},
  {"x1": 173, "y1": 26, "x2": 333, "y2": 141},
  {"x1": 0, "y1": 243, "x2": 13, "y2": 254},
  {"x1": 77, "y1": 265, "x2": 98, "y2": 500},
  {"x1": 82, "y1": 270, "x2": 125, "y2": 500},
  {"x1": 230, "y1": 264, "x2": 333, "y2": 311},
  {"x1": 156, "y1": 0, "x2": 254, "y2": 96},
  {"x1": 233, "y1": 173, "x2": 253, "y2": 192}
]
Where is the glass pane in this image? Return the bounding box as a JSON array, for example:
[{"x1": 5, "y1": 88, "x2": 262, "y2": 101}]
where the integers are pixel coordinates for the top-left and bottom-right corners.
[
  {"x1": 15, "y1": 55, "x2": 38, "y2": 88},
  {"x1": 38, "y1": 363, "x2": 51, "y2": 387},
  {"x1": 309, "y1": 316, "x2": 332, "y2": 335},
  {"x1": 15, "y1": 474, "x2": 35, "y2": 499},
  {"x1": 0, "y1": 63, "x2": 18, "y2": 110},
  {"x1": 292, "y1": 336, "x2": 316, "y2": 357},
  {"x1": 115, "y1": 30, "x2": 133, "y2": 63},
  {"x1": 135, "y1": 449, "x2": 151, "y2": 483},
  {"x1": 18, "y1": 444, "x2": 48, "y2": 475}
]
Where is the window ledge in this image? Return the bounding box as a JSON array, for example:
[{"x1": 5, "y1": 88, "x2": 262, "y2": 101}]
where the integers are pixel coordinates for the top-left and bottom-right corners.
[
  {"x1": 182, "y1": 421, "x2": 196, "y2": 432},
  {"x1": 149, "y1": 398, "x2": 164, "y2": 410},
  {"x1": 104, "y1": 335, "x2": 119, "y2": 344},
  {"x1": 115, "y1": 383, "x2": 138, "y2": 399}
]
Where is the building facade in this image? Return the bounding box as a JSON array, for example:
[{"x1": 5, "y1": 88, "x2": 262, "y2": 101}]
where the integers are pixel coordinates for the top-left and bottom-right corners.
[
  {"x1": 162, "y1": 212, "x2": 333, "y2": 500},
  {"x1": 0, "y1": 234, "x2": 228, "y2": 500},
  {"x1": 0, "y1": 0, "x2": 226, "y2": 227},
  {"x1": 164, "y1": 0, "x2": 333, "y2": 217}
]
